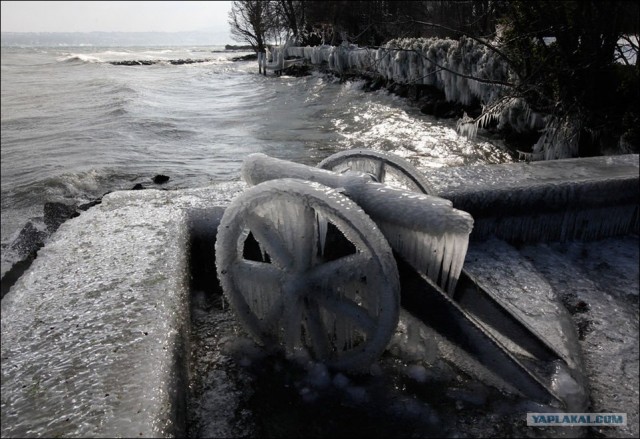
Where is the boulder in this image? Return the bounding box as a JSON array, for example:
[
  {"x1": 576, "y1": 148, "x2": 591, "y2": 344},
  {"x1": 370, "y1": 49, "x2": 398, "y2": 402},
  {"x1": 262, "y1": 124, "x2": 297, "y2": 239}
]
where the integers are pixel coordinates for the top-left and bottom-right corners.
[{"x1": 153, "y1": 175, "x2": 170, "y2": 184}]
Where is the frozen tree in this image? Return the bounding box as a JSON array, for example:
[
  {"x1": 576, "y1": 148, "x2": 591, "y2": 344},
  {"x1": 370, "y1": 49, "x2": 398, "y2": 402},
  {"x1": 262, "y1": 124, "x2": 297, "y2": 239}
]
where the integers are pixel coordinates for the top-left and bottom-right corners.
[
  {"x1": 497, "y1": 0, "x2": 639, "y2": 157},
  {"x1": 273, "y1": 0, "x2": 306, "y2": 41},
  {"x1": 228, "y1": 1, "x2": 275, "y2": 53}
]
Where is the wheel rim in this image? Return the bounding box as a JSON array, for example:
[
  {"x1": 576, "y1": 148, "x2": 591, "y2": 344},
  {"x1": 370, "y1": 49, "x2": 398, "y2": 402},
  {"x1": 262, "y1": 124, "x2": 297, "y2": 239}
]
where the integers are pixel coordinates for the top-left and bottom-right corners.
[
  {"x1": 216, "y1": 179, "x2": 400, "y2": 371},
  {"x1": 317, "y1": 149, "x2": 434, "y2": 194}
]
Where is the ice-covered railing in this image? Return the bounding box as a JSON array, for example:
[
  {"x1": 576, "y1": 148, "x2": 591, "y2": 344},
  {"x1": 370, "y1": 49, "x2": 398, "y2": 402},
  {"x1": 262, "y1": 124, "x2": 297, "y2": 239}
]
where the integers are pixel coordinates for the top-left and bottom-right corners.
[
  {"x1": 259, "y1": 38, "x2": 300, "y2": 73},
  {"x1": 242, "y1": 153, "x2": 474, "y2": 294}
]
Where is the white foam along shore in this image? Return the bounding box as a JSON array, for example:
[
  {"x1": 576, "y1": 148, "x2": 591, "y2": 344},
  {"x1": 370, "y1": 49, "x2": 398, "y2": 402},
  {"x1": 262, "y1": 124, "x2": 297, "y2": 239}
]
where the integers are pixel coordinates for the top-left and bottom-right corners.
[{"x1": 1, "y1": 155, "x2": 638, "y2": 437}]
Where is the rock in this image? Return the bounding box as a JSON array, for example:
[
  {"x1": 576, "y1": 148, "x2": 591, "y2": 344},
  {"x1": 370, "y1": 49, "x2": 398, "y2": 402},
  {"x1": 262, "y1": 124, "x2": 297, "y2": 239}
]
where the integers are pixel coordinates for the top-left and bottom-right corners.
[
  {"x1": 132, "y1": 183, "x2": 145, "y2": 190},
  {"x1": 420, "y1": 102, "x2": 436, "y2": 115},
  {"x1": 282, "y1": 64, "x2": 311, "y2": 77},
  {"x1": 153, "y1": 175, "x2": 170, "y2": 184},
  {"x1": 110, "y1": 60, "x2": 157, "y2": 66},
  {"x1": 77, "y1": 199, "x2": 102, "y2": 211},
  {"x1": 231, "y1": 54, "x2": 258, "y2": 62},
  {"x1": 365, "y1": 76, "x2": 386, "y2": 92},
  {"x1": 225, "y1": 44, "x2": 254, "y2": 50},
  {"x1": 1, "y1": 251, "x2": 39, "y2": 299},
  {"x1": 9, "y1": 221, "x2": 47, "y2": 257},
  {"x1": 44, "y1": 202, "x2": 79, "y2": 233}
]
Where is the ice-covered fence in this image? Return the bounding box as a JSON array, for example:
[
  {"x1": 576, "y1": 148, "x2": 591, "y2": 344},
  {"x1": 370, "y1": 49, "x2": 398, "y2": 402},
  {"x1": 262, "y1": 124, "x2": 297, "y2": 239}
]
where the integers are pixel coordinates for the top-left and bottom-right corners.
[
  {"x1": 260, "y1": 39, "x2": 303, "y2": 73},
  {"x1": 242, "y1": 153, "x2": 473, "y2": 294}
]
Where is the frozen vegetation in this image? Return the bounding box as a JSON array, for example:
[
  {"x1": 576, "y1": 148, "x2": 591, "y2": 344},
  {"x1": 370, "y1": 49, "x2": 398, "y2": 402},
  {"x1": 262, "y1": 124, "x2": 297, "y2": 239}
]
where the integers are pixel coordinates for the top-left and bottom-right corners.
[{"x1": 285, "y1": 37, "x2": 606, "y2": 160}]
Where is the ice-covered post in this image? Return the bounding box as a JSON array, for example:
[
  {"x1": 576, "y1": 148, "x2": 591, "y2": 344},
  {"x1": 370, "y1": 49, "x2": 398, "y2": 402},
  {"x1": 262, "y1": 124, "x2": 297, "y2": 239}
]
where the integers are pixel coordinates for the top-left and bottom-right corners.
[{"x1": 242, "y1": 153, "x2": 474, "y2": 294}]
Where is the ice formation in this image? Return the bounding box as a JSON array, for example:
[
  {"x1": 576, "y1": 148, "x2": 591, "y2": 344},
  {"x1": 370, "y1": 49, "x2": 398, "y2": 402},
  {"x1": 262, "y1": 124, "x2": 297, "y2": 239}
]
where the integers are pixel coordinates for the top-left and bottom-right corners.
[
  {"x1": 241, "y1": 153, "x2": 473, "y2": 294},
  {"x1": 289, "y1": 37, "x2": 510, "y2": 106},
  {"x1": 285, "y1": 38, "x2": 556, "y2": 158},
  {"x1": 429, "y1": 154, "x2": 639, "y2": 243},
  {"x1": 261, "y1": 37, "x2": 300, "y2": 73},
  {"x1": 317, "y1": 149, "x2": 435, "y2": 195},
  {"x1": 215, "y1": 178, "x2": 401, "y2": 372}
]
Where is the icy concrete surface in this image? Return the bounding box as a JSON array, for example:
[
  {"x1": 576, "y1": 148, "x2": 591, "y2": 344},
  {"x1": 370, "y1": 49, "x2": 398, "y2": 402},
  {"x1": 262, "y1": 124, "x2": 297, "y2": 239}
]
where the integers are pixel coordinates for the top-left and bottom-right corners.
[
  {"x1": 519, "y1": 237, "x2": 639, "y2": 438},
  {"x1": 1, "y1": 184, "x2": 243, "y2": 438}
]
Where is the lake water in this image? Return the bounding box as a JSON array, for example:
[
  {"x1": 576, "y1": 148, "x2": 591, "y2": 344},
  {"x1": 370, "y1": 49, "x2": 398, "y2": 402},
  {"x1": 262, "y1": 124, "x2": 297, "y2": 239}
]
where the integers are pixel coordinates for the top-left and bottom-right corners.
[{"x1": 0, "y1": 45, "x2": 511, "y2": 274}]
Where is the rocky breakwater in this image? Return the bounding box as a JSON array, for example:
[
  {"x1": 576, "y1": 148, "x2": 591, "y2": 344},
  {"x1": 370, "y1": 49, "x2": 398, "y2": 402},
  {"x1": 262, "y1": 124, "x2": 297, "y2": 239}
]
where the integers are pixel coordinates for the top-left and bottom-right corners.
[
  {"x1": 1, "y1": 175, "x2": 171, "y2": 298},
  {"x1": 110, "y1": 58, "x2": 215, "y2": 66}
]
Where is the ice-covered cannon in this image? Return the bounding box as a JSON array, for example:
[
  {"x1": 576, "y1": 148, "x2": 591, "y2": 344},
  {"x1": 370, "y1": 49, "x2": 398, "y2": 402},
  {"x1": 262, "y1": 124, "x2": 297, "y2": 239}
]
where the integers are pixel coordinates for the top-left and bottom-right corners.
[{"x1": 215, "y1": 150, "x2": 582, "y2": 406}]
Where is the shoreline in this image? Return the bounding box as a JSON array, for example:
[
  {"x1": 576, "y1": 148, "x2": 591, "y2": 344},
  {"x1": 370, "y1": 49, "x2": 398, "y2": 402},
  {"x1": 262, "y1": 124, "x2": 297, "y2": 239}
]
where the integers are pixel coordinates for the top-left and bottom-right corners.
[{"x1": 274, "y1": 59, "x2": 537, "y2": 159}]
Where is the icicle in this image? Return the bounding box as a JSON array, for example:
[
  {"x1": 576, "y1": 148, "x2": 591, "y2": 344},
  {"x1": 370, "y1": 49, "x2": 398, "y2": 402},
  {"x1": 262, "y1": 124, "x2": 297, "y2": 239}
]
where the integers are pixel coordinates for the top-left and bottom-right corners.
[
  {"x1": 379, "y1": 220, "x2": 471, "y2": 296},
  {"x1": 316, "y1": 211, "x2": 328, "y2": 257}
]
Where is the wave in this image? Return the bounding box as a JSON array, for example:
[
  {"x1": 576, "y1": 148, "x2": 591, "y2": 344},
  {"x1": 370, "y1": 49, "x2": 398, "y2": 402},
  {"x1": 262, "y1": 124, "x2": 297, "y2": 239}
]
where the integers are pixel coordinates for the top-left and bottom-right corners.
[
  {"x1": 106, "y1": 108, "x2": 128, "y2": 117},
  {"x1": 5, "y1": 169, "x2": 150, "y2": 210},
  {"x1": 58, "y1": 53, "x2": 104, "y2": 64}
]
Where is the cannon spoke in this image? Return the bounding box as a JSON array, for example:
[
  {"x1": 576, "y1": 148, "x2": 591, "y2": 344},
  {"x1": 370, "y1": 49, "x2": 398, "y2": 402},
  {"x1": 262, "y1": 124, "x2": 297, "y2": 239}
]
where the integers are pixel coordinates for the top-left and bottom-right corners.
[
  {"x1": 314, "y1": 291, "x2": 377, "y2": 336},
  {"x1": 245, "y1": 212, "x2": 294, "y2": 268}
]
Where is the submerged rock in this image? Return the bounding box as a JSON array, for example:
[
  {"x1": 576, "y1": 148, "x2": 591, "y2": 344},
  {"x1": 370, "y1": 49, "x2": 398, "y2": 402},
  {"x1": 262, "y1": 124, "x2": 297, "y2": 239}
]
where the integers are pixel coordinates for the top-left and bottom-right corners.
[{"x1": 153, "y1": 174, "x2": 170, "y2": 184}]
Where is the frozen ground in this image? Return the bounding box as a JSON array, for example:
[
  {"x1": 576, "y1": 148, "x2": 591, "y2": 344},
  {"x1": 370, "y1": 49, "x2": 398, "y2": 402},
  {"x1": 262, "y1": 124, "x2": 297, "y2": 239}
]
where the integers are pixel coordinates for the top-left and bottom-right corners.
[{"x1": 188, "y1": 233, "x2": 638, "y2": 438}]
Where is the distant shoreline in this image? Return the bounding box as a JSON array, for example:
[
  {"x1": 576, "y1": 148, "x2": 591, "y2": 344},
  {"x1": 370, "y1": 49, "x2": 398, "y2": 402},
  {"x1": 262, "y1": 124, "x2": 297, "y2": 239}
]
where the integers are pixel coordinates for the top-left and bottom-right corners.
[{"x1": 224, "y1": 44, "x2": 253, "y2": 51}]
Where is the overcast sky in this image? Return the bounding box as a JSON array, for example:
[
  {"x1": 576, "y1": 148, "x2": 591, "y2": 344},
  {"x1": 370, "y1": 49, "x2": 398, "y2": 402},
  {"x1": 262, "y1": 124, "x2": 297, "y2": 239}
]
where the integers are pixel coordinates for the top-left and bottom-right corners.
[{"x1": 1, "y1": 1, "x2": 233, "y2": 33}]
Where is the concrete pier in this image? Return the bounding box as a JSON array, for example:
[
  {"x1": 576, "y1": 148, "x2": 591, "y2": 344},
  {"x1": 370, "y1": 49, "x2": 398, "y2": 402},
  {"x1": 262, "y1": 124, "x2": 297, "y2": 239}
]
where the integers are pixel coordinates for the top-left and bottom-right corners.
[{"x1": 1, "y1": 155, "x2": 638, "y2": 437}]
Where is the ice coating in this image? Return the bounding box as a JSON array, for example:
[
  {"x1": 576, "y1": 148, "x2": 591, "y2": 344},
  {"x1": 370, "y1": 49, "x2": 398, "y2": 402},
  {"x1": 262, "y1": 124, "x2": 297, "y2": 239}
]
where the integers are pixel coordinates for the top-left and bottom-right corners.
[
  {"x1": 287, "y1": 37, "x2": 509, "y2": 107},
  {"x1": 286, "y1": 39, "x2": 595, "y2": 158},
  {"x1": 519, "y1": 237, "x2": 639, "y2": 437},
  {"x1": 463, "y1": 239, "x2": 591, "y2": 412},
  {"x1": 286, "y1": 38, "x2": 544, "y2": 148},
  {"x1": 2, "y1": 164, "x2": 636, "y2": 435},
  {"x1": 317, "y1": 149, "x2": 435, "y2": 194},
  {"x1": 464, "y1": 240, "x2": 585, "y2": 369},
  {"x1": 0, "y1": 184, "x2": 243, "y2": 438},
  {"x1": 215, "y1": 178, "x2": 401, "y2": 372},
  {"x1": 242, "y1": 153, "x2": 473, "y2": 293},
  {"x1": 423, "y1": 154, "x2": 639, "y2": 242},
  {"x1": 259, "y1": 37, "x2": 297, "y2": 73}
]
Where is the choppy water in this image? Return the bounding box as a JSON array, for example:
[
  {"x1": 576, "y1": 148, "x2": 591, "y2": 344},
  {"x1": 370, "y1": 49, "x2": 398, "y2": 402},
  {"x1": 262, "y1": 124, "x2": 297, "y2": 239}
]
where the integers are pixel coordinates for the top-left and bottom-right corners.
[{"x1": 1, "y1": 44, "x2": 511, "y2": 274}]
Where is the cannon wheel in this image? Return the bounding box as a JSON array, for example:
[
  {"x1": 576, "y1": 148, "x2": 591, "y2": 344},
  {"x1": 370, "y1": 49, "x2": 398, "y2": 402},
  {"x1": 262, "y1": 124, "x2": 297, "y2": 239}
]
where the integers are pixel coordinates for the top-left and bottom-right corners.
[
  {"x1": 216, "y1": 179, "x2": 400, "y2": 372},
  {"x1": 317, "y1": 149, "x2": 434, "y2": 194}
]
